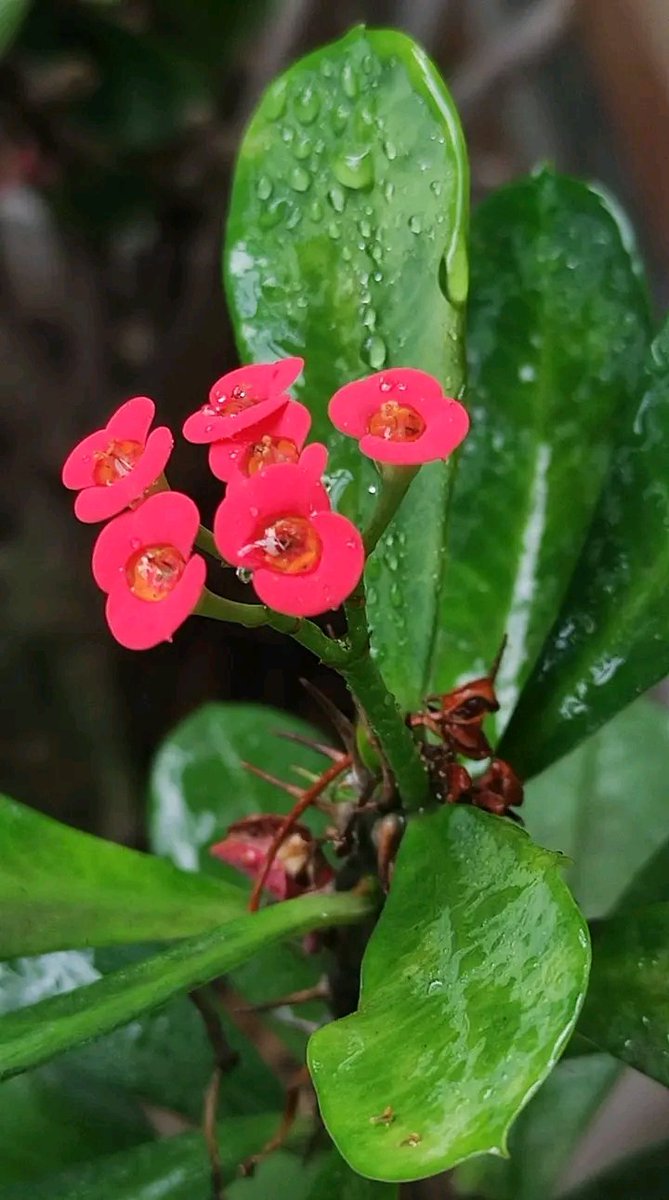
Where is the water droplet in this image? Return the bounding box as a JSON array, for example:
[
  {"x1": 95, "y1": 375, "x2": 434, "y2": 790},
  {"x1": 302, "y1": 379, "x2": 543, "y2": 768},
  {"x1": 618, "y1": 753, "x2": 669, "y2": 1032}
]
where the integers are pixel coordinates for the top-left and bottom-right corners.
[
  {"x1": 408, "y1": 215, "x2": 422, "y2": 235},
  {"x1": 204, "y1": 424, "x2": 213, "y2": 434},
  {"x1": 439, "y1": 234, "x2": 469, "y2": 307},
  {"x1": 362, "y1": 54, "x2": 374, "y2": 75},
  {"x1": 370, "y1": 244, "x2": 383, "y2": 264},
  {"x1": 383, "y1": 139, "x2": 397, "y2": 161},
  {"x1": 333, "y1": 149, "x2": 373, "y2": 192},
  {"x1": 293, "y1": 136, "x2": 311, "y2": 161},
  {"x1": 289, "y1": 165, "x2": 311, "y2": 193},
  {"x1": 332, "y1": 105, "x2": 349, "y2": 135},
  {"x1": 320, "y1": 60, "x2": 333, "y2": 78},
  {"x1": 427, "y1": 979, "x2": 443, "y2": 996},
  {"x1": 383, "y1": 181, "x2": 395, "y2": 202},
  {"x1": 236, "y1": 567, "x2": 253, "y2": 584},
  {"x1": 368, "y1": 484, "x2": 378, "y2": 496},
  {"x1": 286, "y1": 206, "x2": 302, "y2": 230},
  {"x1": 519, "y1": 363, "x2": 536, "y2": 383},
  {"x1": 363, "y1": 335, "x2": 387, "y2": 369},
  {"x1": 249, "y1": 507, "x2": 259, "y2": 518},
  {"x1": 327, "y1": 221, "x2": 341, "y2": 241},
  {"x1": 259, "y1": 199, "x2": 288, "y2": 230},
  {"x1": 309, "y1": 199, "x2": 323, "y2": 222},
  {"x1": 265, "y1": 82, "x2": 287, "y2": 120},
  {"x1": 295, "y1": 86, "x2": 320, "y2": 125},
  {"x1": 342, "y1": 62, "x2": 358, "y2": 99},
  {"x1": 281, "y1": 126, "x2": 294, "y2": 144},
  {"x1": 361, "y1": 306, "x2": 376, "y2": 331},
  {"x1": 430, "y1": 180, "x2": 443, "y2": 196},
  {"x1": 256, "y1": 176, "x2": 272, "y2": 201},
  {"x1": 327, "y1": 185, "x2": 346, "y2": 214},
  {"x1": 359, "y1": 217, "x2": 372, "y2": 239}
]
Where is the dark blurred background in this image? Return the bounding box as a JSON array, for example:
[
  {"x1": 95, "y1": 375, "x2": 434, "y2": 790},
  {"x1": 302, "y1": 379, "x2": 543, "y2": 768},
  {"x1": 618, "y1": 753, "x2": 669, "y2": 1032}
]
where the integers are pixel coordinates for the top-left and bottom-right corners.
[{"x1": 1, "y1": 0, "x2": 667, "y2": 844}]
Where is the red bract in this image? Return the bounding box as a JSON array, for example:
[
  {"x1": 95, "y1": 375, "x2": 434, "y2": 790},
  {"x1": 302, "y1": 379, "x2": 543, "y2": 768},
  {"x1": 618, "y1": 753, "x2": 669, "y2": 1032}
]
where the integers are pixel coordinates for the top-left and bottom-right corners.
[
  {"x1": 62, "y1": 397, "x2": 173, "y2": 523},
  {"x1": 213, "y1": 444, "x2": 364, "y2": 618},
  {"x1": 208, "y1": 399, "x2": 311, "y2": 484},
  {"x1": 328, "y1": 367, "x2": 469, "y2": 465},
  {"x1": 210, "y1": 814, "x2": 333, "y2": 901},
  {"x1": 183, "y1": 357, "x2": 304, "y2": 445},
  {"x1": 92, "y1": 492, "x2": 206, "y2": 650}
]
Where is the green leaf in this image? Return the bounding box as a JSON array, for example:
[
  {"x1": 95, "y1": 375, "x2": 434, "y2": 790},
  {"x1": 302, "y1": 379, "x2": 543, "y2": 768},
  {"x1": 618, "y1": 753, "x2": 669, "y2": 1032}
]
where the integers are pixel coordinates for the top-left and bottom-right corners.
[
  {"x1": 430, "y1": 170, "x2": 651, "y2": 727},
  {"x1": 0, "y1": 1063, "x2": 152, "y2": 1187},
  {"x1": 0, "y1": 946, "x2": 282, "y2": 1122},
  {"x1": 453, "y1": 1054, "x2": 620, "y2": 1200},
  {"x1": 0, "y1": 890, "x2": 371, "y2": 1081},
  {"x1": 225, "y1": 25, "x2": 469, "y2": 708},
  {"x1": 149, "y1": 702, "x2": 329, "y2": 879},
  {"x1": 578, "y1": 902, "x2": 669, "y2": 1085},
  {"x1": 561, "y1": 1141, "x2": 669, "y2": 1200},
  {"x1": 502, "y1": 316, "x2": 669, "y2": 778},
  {"x1": 308, "y1": 806, "x2": 590, "y2": 1182},
  {"x1": 0, "y1": 792, "x2": 245, "y2": 958},
  {"x1": 0, "y1": 1113, "x2": 284, "y2": 1200},
  {"x1": 618, "y1": 837, "x2": 669, "y2": 909},
  {"x1": 148, "y1": 702, "x2": 333, "y2": 1051},
  {"x1": 0, "y1": 0, "x2": 30, "y2": 56},
  {"x1": 521, "y1": 697, "x2": 669, "y2": 919},
  {"x1": 305, "y1": 1151, "x2": 398, "y2": 1198}
]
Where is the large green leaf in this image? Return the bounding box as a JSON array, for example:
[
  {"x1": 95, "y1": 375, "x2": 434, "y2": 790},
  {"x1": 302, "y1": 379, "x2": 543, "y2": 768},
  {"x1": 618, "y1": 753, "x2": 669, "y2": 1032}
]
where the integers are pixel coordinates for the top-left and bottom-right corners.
[
  {"x1": 502, "y1": 317, "x2": 669, "y2": 777},
  {"x1": 0, "y1": 1113, "x2": 288, "y2": 1200},
  {"x1": 0, "y1": 0, "x2": 29, "y2": 56},
  {"x1": 0, "y1": 1062, "x2": 152, "y2": 1187},
  {"x1": 453, "y1": 1054, "x2": 620, "y2": 1200},
  {"x1": 0, "y1": 792, "x2": 245, "y2": 958},
  {"x1": 148, "y1": 702, "x2": 333, "y2": 1051},
  {"x1": 578, "y1": 903, "x2": 669, "y2": 1085},
  {"x1": 618, "y1": 837, "x2": 669, "y2": 909},
  {"x1": 308, "y1": 806, "x2": 590, "y2": 1182},
  {"x1": 225, "y1": 25, "x2": 469, "y2": 707},
  {"x1": 0, "y1": 890, "x2": 371, "y2": 1081},
  {"x1": 431, "y1": 170, "x2": 651, "y2": 727},
  {"x1": 520, "y1": 697, "x2": 669, "y2": 919},
  {"x1": 0, "y1": 947, "x2": 282, "y2": 1121},
  {"x1": 305, "y1": 1152, "x2": 398, "y2": 1198}
]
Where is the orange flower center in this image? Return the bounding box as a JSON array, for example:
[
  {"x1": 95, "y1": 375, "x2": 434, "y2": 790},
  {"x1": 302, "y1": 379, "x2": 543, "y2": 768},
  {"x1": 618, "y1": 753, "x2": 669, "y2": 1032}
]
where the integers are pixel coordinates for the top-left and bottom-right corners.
[
  {"x1": 367, "y1": 401, "x2": 425, "y2": 442},
  {"x1": 93, "y1": 438, "x2": 143, "y2": 485},
  {"x1": 251, "y1": 516, "x2": 321, "y2": 575},
  {"x1": 245, "y1": 435, "x2": 299, "y2": 476},
  {"x1": 206, "y1": 383, "x2": 263, "y2": 418},
  {"x1": 125, "y1": 543, "x2": 186, "y2": 602}
]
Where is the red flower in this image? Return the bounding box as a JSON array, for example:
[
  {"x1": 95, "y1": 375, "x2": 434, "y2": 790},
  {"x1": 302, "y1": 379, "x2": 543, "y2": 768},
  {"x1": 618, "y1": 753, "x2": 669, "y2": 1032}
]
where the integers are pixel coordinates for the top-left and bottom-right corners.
[
  {"x1": 328, "y1": 367, "x2": 469, "y2": 465},
  {"x1": 208, "y1": 399, "x2": 311, "y2": 484},
  {"x1": 213, "y1": 444, "x2": 364, "y2": 618},
  {"x1": 210, "y1": 814, "x2": 333, "y2": 901},
  {"x1": 92, "y1": 492, "x2": 206, "y2": 650},
  {"x1": 62, "y1": 397, "x2": 173, "y2": 523},
  {"x1": 183, "y1": 357, "x2": 304, "y2": 445}
]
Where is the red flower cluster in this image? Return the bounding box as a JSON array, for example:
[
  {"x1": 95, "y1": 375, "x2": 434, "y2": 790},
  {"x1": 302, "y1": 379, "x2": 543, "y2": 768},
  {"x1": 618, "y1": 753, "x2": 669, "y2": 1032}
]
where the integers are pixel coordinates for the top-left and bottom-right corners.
[{"x1": 63, "y1": 358, "x2": 468, "y2": 649}]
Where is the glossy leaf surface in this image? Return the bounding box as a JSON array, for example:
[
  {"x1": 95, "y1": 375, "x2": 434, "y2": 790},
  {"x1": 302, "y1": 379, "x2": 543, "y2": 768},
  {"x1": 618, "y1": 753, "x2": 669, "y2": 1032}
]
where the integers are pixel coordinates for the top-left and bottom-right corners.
[
  {"x1": 149, "y1": 702, "x2": 333, "y2": 1049},
  {"x1": 0, "y1": 792, "x2": 244, "y2": 958},
  {"x1": 0, "y1": 890, "x2": 371, "y2": 1081},
  {"x1": 578, "y1": 903, "x2": 669, "y2": 1085},
  {"x1": 502, "y1": 317, "x2": 669, "y2": 777},
  {"x1": 432, "y1": 170, "x2": 651, "y2": 727},
  {"x1": 308, "y1": 806, "x2": 590, "y2": 1182},
  {"x1": 225, "y1": 26, "x2": 469, "y2": 707},
  {"x1": 521, "y1": 697, "x2": 669, "y2": 918},
  {"x1": 453, "y1": 1054, "x2": 620, "y2": 1200}
]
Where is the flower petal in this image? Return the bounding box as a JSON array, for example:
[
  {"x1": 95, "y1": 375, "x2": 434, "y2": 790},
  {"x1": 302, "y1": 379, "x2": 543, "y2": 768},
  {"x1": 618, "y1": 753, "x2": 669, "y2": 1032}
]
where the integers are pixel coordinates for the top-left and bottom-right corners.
[
  {"x1": 208, "y1": 400, "x2": 312, "y2": 483},
  {"x1": 252, "y1": 511, "x2": 363, "y2": 617},
  {"x1": 106, "y1": 396, "x2": 155, "y2": 442},
  {"x1": 329, "y1": 368, "x2": 445, "y2": 438},
  {"x1": 92, "y1": 491, "x2": 200, "y2": 592},
  {"x1": 62, "y1": 429, "x2": 110, "y2": 490},
  {"x1": 183, "y1": 393, "x2": 289, "y2": 445},
  {"x1": 105, "y1": 555, "x2": 206, "y2": 650},
  {"x1": 74, "y1": 426, "x2": 173, "y2": 523},
  {"x1": 359, "y1": 398, "x2": 469, "y2": 464}
]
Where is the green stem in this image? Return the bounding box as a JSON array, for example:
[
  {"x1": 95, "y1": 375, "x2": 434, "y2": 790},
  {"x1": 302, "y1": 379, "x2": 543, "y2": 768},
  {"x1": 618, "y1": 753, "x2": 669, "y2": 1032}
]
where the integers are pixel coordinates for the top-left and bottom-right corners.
[
  {"x1": 341, "y1": 648, "x2": 430, "y2": 812},
  {"x1": 196, "y1": 589, "x2": 348, "y2": 665},
  {"x1": 363, "y1": 466, "x2": 418, "y2": 556},
  {"x1": 195, "y1": 525, "x2": 222, "y2": 560}
]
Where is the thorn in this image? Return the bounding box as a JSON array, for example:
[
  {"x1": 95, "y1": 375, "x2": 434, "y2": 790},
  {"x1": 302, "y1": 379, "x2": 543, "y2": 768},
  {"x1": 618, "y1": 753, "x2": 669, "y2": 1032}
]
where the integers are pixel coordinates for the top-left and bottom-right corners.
[
  {"x1": 299, "y1": 677, "x2": 355, "y2": 749},
  {"x1": 235, "y1": 981, "x2": 330, "y2": 1013},
  {"x1": 489, "y1": 634, "x2": 508, "y2": 682},
  {"x1": 242, "y1": 761, "x2": 302, "y2": 799},
  {"x1": 274, "y1": 728, "x2": 343, "y2": 761}
]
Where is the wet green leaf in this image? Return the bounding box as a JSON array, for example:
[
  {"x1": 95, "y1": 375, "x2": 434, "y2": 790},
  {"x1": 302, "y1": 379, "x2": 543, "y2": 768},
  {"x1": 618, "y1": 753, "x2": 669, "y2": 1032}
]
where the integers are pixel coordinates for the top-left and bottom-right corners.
[
  {"x1": 0, "y1": 792, "x2": 245, "y2": 959},
  {"x1": 0, "y1": 1113, "x2": 285, "y2": 1200},
  {"x1": 0, "y1": 890, "x2": 371, "y2": 1081},
  {"x1": 308, "y1": 806, "x2": 590, "y2": 1182},
  {"x1": 225, "y1": 25, "x2": 468, "y2": 708},
  {"x1": 521, "y1": 697, "x2": 669, "y2": 918},
  {"x1": 502, "y1": 316, "x2": 669, "y2": 777},
  {"x1": 578, "y1": 903, "x2": 669, "y2": 1086},
  {"x1": 0, "y1": 0, "x2": 30, "y2": 56},
  {"x1": 453, "y1": 1054, "x2": 620, "y2": 1200},
  {"x1": 431, "y1": 170, "x2": 651, "y2": 728}
]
